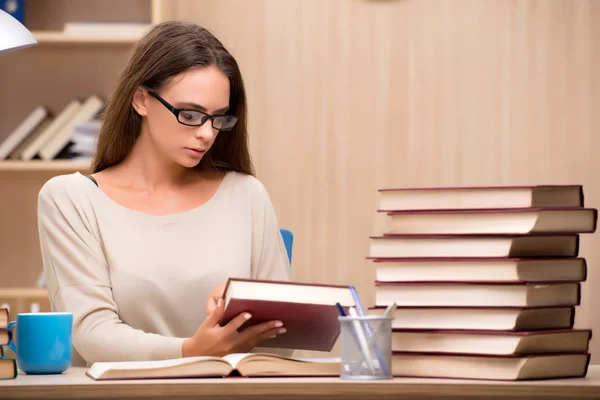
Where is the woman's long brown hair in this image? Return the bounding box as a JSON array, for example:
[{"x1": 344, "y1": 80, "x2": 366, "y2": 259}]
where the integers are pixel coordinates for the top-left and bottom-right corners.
[{"x1": 92, "y1": 21, "x2": 254, "y2": 176}]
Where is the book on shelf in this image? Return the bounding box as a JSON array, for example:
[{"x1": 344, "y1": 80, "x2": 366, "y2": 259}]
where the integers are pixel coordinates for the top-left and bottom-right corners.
[
  {"x1": 39, "y1": 95, "x2": 104, "y2": 161},
  {"x1": 377, "y1": 184, "x2": 584, "y2": 211},
  {"x1": 370, "y1": 257, "x2": 587, "y2": 283},
  {"x1": 7, "y1": 118, "x2": 53, "y2": 160},
  {"x1": 0, "y1": 106, "x2": 49, "y2": 160},
  {"x1": 62, "y1": 22, "x2": 152, "y2": 37},
  {"x1": 18, "y1": 99, "x2": 82, "y2": 161},
  {"x1": 368, "y1": 306, "x2": 576, "y2": 331},
  {"x1": 383, "y1": 207, "x2": 597, "y2": 235},
  {"x1": 4, "y1": 94, "x2": 104, "y2": 162},
  {"x1": 219, "y1": 278, "x2": 355, "y2": 352},
  {"x1": 86, "y1": 352, "x2": 340, "y2": 380}
]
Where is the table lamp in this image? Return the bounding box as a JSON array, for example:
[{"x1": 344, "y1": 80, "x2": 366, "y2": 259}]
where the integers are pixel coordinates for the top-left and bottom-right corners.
[{"x1": 0, "y1": 7, "x2": 37, "y2": 53}]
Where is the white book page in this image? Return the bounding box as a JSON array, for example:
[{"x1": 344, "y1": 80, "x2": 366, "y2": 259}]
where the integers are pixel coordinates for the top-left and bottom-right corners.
[
  {"x1": 221, "y1": 352, "x2": 340, "y2": 368},
  {"x1": 88, "y1": 356, "x2": 223, "y2": 375}
]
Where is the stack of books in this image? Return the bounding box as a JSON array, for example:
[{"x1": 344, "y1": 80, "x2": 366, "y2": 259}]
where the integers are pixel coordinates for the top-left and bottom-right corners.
[
  {"x1": 0, "y1": 95, "x2": 103, "y2": 162},
  {"x1": 0, "y1": 307, "x2": 16, "y2": 379},
  {"x1": 368, "y1": 185, "x2": 597, "y2": 381}
]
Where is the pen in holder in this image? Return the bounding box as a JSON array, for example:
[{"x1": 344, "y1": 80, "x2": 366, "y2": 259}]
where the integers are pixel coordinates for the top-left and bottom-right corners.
[{"x1": 337, "y1": 313, "x2": 393, "y2": 380}]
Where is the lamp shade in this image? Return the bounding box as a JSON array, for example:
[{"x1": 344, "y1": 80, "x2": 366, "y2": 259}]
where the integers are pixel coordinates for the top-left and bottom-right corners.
[{"x1": 0, "y1": 8, "x2": 37, "y2": 53}]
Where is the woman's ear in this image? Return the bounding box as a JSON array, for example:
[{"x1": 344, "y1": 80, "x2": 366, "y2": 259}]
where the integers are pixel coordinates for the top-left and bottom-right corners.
[{"x1": 132, "y1": 87, "x2": 149, "y2": 116}]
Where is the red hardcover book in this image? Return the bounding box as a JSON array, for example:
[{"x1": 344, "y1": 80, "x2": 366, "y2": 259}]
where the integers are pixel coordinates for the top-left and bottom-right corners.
[
  {"x1": 368, "y1": 257, "x2": 587, "y2": 283},
  {"x1": 374, "y1": 281, "x2": 581, "y2": 308},
  {"x1": 368, "y1": 305, "x2": 576, "y2": 331},
  {"x1": 389, "y1": 352, "x2": 590, "y2": 380},
  {"x1": 381, "y1": 207, "x2": 597, "y2": 235},
  {"x1": 219, "y1": 278, "x2": 355, "y2": 352},
  {"x1": 368, "y1": 233, "x2": 580, "y2": 258},
  {"x1": 389, "y1": 328, "x2": 592, "y2": 355},
  {"x1": 377, "y1": 185, "x2": 584, "y2": 212}
]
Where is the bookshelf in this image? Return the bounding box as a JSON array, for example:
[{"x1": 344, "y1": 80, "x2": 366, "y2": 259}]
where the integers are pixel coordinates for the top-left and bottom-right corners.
[
  {"x1": 0, "y1": 0, "x2": 165, "y2": 291},
  {"x1": 32, "y1": 31, "x2": 145, "y2": 45},
  {"x1": 0, "y1": 160, "x2": 90, "y2": 172}
]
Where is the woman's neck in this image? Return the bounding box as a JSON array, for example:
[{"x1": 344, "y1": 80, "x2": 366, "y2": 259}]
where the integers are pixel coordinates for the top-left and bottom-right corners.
[{"x1": 117, "y1": 132, "x2": 195, "y2": 192}]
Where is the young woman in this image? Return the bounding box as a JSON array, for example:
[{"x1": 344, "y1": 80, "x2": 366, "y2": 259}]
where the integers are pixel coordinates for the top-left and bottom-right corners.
[{"x1": 37, "y1": 21, "x2": 291, "y2": 367}]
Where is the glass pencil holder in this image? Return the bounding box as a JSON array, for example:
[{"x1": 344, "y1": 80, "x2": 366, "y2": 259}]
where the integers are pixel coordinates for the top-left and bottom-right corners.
[{"x1": 337, "y1": 315, "x2": 393, "y2": 380}]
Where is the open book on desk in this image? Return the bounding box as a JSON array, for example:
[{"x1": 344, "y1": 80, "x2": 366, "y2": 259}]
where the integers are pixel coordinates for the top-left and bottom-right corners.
[{"x1": 86, "y1": 353, "x2": 341, "y2": 380}]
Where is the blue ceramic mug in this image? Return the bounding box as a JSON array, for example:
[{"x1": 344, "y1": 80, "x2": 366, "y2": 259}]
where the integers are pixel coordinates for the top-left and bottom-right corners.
[{"x1": 7, "y1": 312, "x2": 73, "y2": 374}]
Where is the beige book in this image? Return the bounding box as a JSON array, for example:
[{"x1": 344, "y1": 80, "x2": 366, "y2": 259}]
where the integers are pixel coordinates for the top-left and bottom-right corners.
[
  {"x1": 377, "y1": 185, "x2": 584, "y2": 211},
  {"x1": 371, "y1": 258, "x2": 587, "y2": 283},
  {"x1": 63, "y1": 22, "x2": 151, "y2": 37},
  {"x1": 0, "y1": 307, "x2": 7, "y2": 329},
  {"x1": 369, "y1": 306, "x2": 575, "y2": 331},
  {"x1": 390, "y1": 329, "x2": 591, "y2": 355},
  {"x1": 86, "y1": 353, "x2": 340, "y2": 380},
  {"x1": 19, "y1": 100, "x2": 82, "y2": 161},
  {"x1": 384, "y1": 208, "x2": 597, "y2": 235},
  {"x1": 8, "y1": 118, "x2": 53, "y2": 159},
  {"x1": 368, "y1": 234, "x2": 579, "y2": 258},
  {"x1": 39, "y1": 95, "x2": 104, "y2": 160},
  {"x1": 0, "y1": 106, "x2": 48, "y2": 159},
  {"x1": 391, "y1": 353, "x2": 590, "y2": 380},
  {"x1": 374, "y1": 282, "x2": 580, "y2": 307}
]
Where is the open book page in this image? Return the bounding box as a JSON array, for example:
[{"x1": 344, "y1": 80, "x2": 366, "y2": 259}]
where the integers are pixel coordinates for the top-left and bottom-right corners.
[
  {"x1": 86, "y1": 356, "x2": 232, "y2": 380},
  {"x1": 223, "y1": 352, "x2": 341, "y2": 377},
  {"x1": 87, "y1": 353, "x2": 342, "y2": 380}
]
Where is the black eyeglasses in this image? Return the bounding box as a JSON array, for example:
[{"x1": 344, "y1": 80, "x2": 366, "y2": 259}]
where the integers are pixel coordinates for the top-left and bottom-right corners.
[{"x1": 146, "y1": 90, "x2": 238, "y2": 131}]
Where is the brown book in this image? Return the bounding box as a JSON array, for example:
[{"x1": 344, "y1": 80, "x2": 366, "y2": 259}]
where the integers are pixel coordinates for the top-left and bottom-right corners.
[
  {"x1": 0, "y1": 307, "x2": 7, "y2": 329},
  {"x1": 0, "y1": 330, "x2": 8, "y2": 346},
  {"x1": 383, "y1": 208, "x2": 597, "y2": 235},
  {"x1": 369, "y1": 234, "x2": 579, "y2": 258},
  {"x1": 377, "y1": 185, "x2": 584, "y2": 212},
  {"x1": 390, "y1": 352, "x2": 590, "y2": 380},
  {"x1": 390, "y1": 329, "x2": 591, "y2": 355},
  {"x1": 0, "y1": 358, "x2": 16, "y2": 379},
  {"x1": 375, "y1": 281, "x2": 580, "y2": 307},
  {"x1": 219, "y1": 278, "x2": 355, "y2": 352},
  {"x1": 369, "y1": 306, "x2": 575, "y2": 331},
  {"x1": 370, "y1": 257, "x2": 587, "y2": 283}
]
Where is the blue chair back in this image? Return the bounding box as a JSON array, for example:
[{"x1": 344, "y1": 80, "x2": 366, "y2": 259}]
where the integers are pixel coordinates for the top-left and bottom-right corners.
[{"x1": 280, "y1": 228, "x2": 293, "y2": 264}]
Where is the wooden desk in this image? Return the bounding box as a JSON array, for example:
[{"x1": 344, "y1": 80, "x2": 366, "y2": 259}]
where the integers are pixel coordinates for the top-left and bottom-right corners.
[{"x1": 0, "y1": 366, "x2": 599, "y2": 400}]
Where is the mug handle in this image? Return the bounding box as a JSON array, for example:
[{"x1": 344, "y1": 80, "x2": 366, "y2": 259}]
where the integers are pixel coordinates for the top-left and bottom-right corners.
[{"x1": 7, "y1": 321, "x2": 16, "y2": 353}]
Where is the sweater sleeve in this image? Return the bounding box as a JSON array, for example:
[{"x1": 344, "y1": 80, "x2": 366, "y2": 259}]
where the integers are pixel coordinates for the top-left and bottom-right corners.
[{"x1": 37, "y1": 177, "x2": 185, "y2": 365}]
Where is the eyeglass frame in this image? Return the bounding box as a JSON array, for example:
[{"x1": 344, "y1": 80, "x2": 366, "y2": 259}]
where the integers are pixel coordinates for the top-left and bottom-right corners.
[{"x1": 145, "y1": 89, "x2": 238, "y2": 131}]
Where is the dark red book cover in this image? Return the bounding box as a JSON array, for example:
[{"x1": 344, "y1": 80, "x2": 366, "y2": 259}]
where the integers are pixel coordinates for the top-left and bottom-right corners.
[
  {"x1": 220, "y1": 299, "x2": 347, "y2": 352},
  {"x1": 389, "y1": 328, "x2": 592, "y2": 337},
  {"x1": 219, "y1": 278, "x2": 353, "y2": 352}
]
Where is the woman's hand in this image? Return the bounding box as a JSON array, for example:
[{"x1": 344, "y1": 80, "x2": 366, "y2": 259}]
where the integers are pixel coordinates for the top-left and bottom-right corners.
[
  {"x1": 206, "y1": 282, "x2": 226, "y2": 314},
  {"x1": 183, "y1": 298, "x2": 286, "y2": 357}
]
